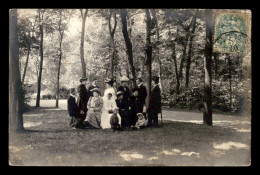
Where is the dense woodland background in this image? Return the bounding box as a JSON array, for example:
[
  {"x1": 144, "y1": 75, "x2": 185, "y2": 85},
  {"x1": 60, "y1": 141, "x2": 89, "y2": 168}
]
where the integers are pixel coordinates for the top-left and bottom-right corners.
[{"x1": 16, "y1": 9, "x2": 251, "y2": 116}]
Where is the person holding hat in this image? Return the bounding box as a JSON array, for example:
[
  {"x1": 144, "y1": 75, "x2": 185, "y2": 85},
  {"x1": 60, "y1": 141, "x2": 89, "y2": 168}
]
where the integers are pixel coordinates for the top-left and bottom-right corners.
[
  {"x1": 117, "y1": 76, "x2": 131, "y2": 109},
  {"x1": 75, "y1": 77, "x2": 89, "y2": 129},
  {"x1": 116, "y1": 91, "x2": 131, "y2": 128},
  {"x1": 84, "y1": 88, "x2": 103, "y2": 129},
  {"x1": 147, "y1": 75, "x2": 161, "y2": 127}
]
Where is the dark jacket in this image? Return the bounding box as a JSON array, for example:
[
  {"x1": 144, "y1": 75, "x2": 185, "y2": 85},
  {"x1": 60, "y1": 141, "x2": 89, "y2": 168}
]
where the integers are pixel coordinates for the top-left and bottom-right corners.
[
  {"x1": 147, "y1": 84, "x2": 162, "y2": 114},
  {"x1": 116, "y1": 98, "x2": 129, "y2": 112},
  {"x1": 117, "y1": 85, "x2": 131, "y2": 105},
  {"x1": 67, "y1": 95, "x2": 79, "y2": 117},
  {"x1": 137, "y1": 83, "x2": 147, "y2": 105},
  {"x1": 129, "y1": 95, "x2": 142, "y2": 114},
  {"x1": 77, "y1": 84, "x2": 89, "y2": 112}
]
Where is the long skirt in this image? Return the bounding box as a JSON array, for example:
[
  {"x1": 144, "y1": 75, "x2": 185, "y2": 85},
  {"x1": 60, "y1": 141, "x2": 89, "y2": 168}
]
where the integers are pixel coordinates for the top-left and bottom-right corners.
[
  {"x1": 100, "y1": 110, "x2": 121, "y2": 129},
  {"x1": 84, "y1": 110, "x2": 101, "y2": 128},
  {"x1": 119, "y1": 110, "x2": 131, "y2": 128}
]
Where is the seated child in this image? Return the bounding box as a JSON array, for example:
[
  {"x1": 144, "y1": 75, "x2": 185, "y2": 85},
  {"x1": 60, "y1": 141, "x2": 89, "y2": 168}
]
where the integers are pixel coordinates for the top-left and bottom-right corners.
[
  {"x1": 110, "y1": 108, "x2": 121, "y2": 132},
  {"x1": 134, "y1": 113, "x2": 148, "y2": 129},
  {"x1": 67, "y1": 88, "x2": 79, "y2": 128}
]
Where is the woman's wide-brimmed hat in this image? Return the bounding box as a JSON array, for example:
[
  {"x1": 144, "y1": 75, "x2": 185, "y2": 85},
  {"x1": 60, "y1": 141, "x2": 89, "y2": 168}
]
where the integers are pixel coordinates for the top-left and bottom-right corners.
[
  {"x1": 80, "y1": 76, "x2": 88, "y2": 82},
  {"x1": 104, "y1": 77, "x2": 114, "y2": 84},
  {"x1": 116, "y1": 91, "x2": 124, "y2": 96},
  {"x1": 90, "y1": 87, "x2": 101, "y2": 94},
  {"x1": 120, "y1": 76, "x2": 129, "y2": 82}
]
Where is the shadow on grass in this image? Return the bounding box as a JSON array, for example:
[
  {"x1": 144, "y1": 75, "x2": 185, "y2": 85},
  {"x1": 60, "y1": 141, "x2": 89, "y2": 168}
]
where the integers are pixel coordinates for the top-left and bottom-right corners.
[{"x1": 9, "y1": 120, "x2": 251, "y2": 166}]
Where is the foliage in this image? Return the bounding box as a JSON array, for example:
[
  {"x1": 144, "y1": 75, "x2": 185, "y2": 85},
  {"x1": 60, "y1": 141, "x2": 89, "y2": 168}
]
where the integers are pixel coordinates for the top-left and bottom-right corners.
[{"x1": 16, "y1": 9, "x2": 250, "y2": 113}]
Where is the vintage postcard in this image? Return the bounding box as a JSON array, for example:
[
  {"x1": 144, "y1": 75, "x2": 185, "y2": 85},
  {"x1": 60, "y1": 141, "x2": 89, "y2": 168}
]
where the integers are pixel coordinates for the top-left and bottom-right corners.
[{"x1": 9, "y1": 9, "x2": 251, "y2": 166}]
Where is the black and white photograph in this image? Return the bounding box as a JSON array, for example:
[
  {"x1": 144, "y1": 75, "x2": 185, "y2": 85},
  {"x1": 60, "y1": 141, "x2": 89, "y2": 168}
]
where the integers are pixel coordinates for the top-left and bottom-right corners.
[{"x1": 9, "y1": 8, "x2": 251, "y2": 166}]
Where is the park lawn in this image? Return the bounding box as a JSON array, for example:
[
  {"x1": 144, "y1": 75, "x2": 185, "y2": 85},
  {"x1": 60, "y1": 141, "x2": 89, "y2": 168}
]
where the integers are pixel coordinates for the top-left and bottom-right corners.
[{"x1": 9, "y1": 102, "x2": 250, "y2": 166}]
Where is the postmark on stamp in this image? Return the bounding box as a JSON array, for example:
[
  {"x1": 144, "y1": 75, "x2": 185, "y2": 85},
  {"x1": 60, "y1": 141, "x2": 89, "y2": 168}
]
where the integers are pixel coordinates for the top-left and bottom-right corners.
[{"x1": 213, "y1": 12, "x2": 251, "y2": 54}]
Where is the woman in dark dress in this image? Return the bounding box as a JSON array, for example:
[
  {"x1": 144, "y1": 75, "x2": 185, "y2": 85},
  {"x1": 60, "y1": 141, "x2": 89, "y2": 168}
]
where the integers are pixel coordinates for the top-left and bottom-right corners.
[{"x1": 76, "y1": 79, "x2": 89, "y2": 129}]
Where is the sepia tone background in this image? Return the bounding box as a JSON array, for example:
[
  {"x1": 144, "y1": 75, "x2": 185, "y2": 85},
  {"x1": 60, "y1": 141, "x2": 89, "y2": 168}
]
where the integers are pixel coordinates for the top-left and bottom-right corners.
[{"x1": 9, "y1": 9, "x2": 251, "y2": 166}]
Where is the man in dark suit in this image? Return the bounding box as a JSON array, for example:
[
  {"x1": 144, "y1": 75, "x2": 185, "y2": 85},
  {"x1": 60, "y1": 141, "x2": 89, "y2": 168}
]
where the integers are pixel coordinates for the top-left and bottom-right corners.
[
  {"x1": 147, "y1": 76, "x2": 161, "y2": 127},
  {"x1": 76, "y1": 77, "x2": 89, "y2": 129},
  {"x1": 87, "y1": 78, "x2": 99, "y2": 97},
  {"x1": 67, "y1": 88, "x2": 79, "y2": 128},
  {"x1": 136, "y1": 77, "x2": 147, "y2": 113}
]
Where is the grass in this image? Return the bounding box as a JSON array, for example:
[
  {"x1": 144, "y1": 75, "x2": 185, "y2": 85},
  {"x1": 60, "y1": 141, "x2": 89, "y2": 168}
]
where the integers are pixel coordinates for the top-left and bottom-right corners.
[{"x1": 9, "y1": 100, "x2": 251, "y2": 166}]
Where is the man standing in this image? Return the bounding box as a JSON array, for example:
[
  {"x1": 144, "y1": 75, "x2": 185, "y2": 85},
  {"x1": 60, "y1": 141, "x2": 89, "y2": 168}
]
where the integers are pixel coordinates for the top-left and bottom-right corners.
[
  {"x1": 136, "y1": 77, "x2": 147, "y2": 114},
  {"x1": 76, "y1": 77, "x2": 89, "y2": 129},
  {"x1": 88, "y1": 78, "x2": 99, "y2": 97},
  {"x1": 147, "y1": 76, "x2": 161, "y2": 127}
]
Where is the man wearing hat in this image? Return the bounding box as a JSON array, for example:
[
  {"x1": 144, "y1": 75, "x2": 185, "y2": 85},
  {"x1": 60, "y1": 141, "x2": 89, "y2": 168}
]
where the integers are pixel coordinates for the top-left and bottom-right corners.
[
  {"x1": 76, "y1": 77, "x2": 90, "y2": 129},
  {"x1": 117, "y1": 76, "x2": 131, "y2": 109},
  {"x1": 136, "y1": 77, "x2": 147, "y2": 113},
  {"x1": 147, "y1": 75, "x2": 161, "y2": 127}
]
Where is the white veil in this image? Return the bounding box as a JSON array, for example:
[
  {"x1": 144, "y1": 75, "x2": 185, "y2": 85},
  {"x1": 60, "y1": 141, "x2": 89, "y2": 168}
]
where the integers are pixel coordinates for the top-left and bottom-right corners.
[{"x1": 102, "y1": 87, "x2": 117, "y2": 111}]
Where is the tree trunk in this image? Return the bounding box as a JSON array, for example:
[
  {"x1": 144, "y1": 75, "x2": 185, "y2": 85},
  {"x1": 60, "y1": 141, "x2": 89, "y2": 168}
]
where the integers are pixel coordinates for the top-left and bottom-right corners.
[
  {"x1": 9, "y1": 9, "x2": 24, "y2": 133},
  {"x1": 120, "y1": 9, "x2": 136, "y2": 87},
  {"x1": 228, "y1": 55, "x2": 232, "y2": 112},
  {"x1": 55, "y1": 37, "x2": 63, "y2": 108},
  {"x1": 80, "y1": 9, "x2": 88, "y2": 78},
  {"x1": 203, "y1": 9, "x2": 214, "y2": 126},
  {"x1": 185, "y1": 10, "x2": 198, "y2": 88},
  {"x1": 172, "y1": 43, "x2": 180, "y2": 101},
  {"x1": 36, "y1": 12, "x2": 44, "y2": 108},
  {"x1": 109, "y1": 10, "x2": 117, "y2": 79},
  {"x1": 151, "y1": 9, "x2": 163, "y2": 92},
  {"x1": 214, "y1": 53, "x2": 218, "y2": 80},
  {"x1": 144, "y1": 9, "x2": 153, "y2": 107},
  {"x1": 179, "y1": 44, "x2": 187, "y2": 79},
  {"x1": 22, "y1": 45, "x2": 30, "y2": 84}
]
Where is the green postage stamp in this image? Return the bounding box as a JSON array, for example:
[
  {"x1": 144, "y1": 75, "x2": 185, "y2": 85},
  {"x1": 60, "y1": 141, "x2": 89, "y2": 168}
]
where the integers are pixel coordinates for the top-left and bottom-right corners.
[{"x1": 214, "y1": 11, "x2": 251, "y2": 54}]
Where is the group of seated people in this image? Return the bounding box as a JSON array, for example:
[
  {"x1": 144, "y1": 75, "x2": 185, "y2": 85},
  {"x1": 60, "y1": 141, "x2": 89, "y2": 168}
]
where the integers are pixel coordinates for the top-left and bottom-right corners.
[{"x1": 67, "y1": 75, "x2": 161, "y2": 131}]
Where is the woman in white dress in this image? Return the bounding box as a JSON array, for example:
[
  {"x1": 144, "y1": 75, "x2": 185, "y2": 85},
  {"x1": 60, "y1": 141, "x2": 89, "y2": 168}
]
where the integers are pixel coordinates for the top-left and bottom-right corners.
[{"x1": 100, "y1": 78, "x2": 121, "y2": 129}]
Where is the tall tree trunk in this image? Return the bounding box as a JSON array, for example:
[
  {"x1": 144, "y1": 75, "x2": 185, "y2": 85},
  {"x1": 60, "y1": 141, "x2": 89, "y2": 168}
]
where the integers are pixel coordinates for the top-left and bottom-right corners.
[
  {"x1": 120, "y1": 9, "x2": 136, "y2": 87},
  {"x1": 179, "y1": 44, "x2": 187, "y2": 79},
  {"x1": 109, "y1": 10, "x2": 117, "y2": 79},
  {"x1": 55, "y1": 37, "x2": 63, "y2": 108},
  {"x1": 151, "y1": 9, "x2": 163, "y2": 91},
  {"x1": 172, "y1": 43, "x2": 180, "y2": 101},
  {"x1": 22, "y1": 45, "x2": 30, "y2": 84},
  {"x1": 203, "y1": 9, "x2": 214, "y2": 126},
  {"x1": 179, "y1": 13, "x2": 198, "y2": 81},
  {"x1": 36, "y1": 11, "x2": 44, "y2": 108},
  {"x1": 214, "y1": 53, "x2": 218, "y2": 80},
  {"x1": 144, "y1": 9, "x2": 153, "y2": 107},
  {"x1": 185, "y1": 10, "x2": 198, "y2": 88},
  {"x1": 228, "y1": 55, "x2": 232, "y2": 112},
  {"x1": 9, "y1": 9, "x2": 24, "y2": 132},
  {"x1": 80, "y1": 9, "x2": 88, "y2": 78}
]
